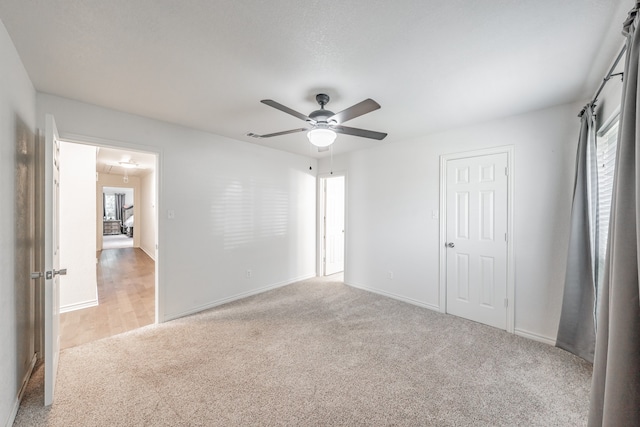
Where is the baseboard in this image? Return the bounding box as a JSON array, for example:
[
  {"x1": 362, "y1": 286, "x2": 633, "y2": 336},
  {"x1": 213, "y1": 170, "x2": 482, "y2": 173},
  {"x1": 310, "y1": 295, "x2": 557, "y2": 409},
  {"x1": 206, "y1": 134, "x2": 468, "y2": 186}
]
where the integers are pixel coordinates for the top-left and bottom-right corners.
[
  {"x1": 60, "y1": 299, "x2": 98, "y2": 314},
  {"x1": 345, "y1": 281, "x2": 441, "y2": 312},
  {"x1": 140, "y1": 245, "x2": 156, "y2": 261},
  {"x1": 344, "y1": 283, "x2": 560, "y2": 346},
  {"x1": 163, "y1": 273, "x2": 317, "y2": 322},
  {"x1": 514, "y1": 328, "x2": 556, "y2": 346},
  {"x1": 342, "y1": 282, "x2": 559, "y2": 347},
  {"x1": 5, "y1": 353, "x2": 37, "y2": 427}
]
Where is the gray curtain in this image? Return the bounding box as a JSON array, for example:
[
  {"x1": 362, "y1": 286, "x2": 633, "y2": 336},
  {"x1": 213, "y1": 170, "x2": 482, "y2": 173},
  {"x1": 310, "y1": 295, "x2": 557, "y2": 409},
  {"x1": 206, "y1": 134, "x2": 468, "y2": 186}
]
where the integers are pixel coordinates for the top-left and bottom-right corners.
[
  {"x1": 115, "y1": 193, "x2": 125, "y2": 222},
  {"x1": 588, "y1": 3, "x2": 640, "y2": 425},
  {"x1": 556, "y1": 103, "x2": 598, "y2": 362}
]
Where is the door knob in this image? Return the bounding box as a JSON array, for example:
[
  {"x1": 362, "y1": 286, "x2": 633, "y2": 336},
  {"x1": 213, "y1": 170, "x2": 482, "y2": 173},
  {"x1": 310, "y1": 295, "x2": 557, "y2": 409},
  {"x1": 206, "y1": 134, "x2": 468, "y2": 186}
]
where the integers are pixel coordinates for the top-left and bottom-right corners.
[
  {"x1": 44, "y1": 269, "x2": 68, "y2": 280},
  {"x1": 446, "y1": 242, "x2": 455, "y2": 248}
]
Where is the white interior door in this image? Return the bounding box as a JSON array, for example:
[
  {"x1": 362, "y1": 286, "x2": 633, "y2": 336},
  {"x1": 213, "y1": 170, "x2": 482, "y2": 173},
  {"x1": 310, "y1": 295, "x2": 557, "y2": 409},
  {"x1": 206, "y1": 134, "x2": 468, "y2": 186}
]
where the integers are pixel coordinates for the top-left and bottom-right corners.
[
  {"x1": 324, "y1": 176, "x2": 345, "y2": 275},
  {"x1": 44, "y1": 114, "x2": 63, "y2": 405},
  {"x1": 445, "y1": 153, "x2": 508, "y2": 329}
]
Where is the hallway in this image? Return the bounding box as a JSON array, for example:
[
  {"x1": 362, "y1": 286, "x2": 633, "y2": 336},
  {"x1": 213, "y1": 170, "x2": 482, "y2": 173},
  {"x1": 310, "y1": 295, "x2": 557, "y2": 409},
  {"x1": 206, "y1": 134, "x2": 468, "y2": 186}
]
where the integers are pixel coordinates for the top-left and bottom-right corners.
[{"x1": 59, "y1": 248, "x2": 155, "y2": 349}]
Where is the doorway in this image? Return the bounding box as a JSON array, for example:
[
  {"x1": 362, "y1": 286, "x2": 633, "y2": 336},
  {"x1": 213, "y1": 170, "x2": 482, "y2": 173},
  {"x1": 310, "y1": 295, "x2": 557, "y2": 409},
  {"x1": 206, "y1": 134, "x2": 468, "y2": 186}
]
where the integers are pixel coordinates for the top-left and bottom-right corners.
[
  {"x1": 321, "y1": 175, "x2": 346, "y2": 276},
  {"x1": 439, "y1": 146, "x2": 514, "y2": 332},
  {"x1": 102, "y1": 186, "x2": 134, "y2": 250},
  {"x1": 58, "y1": 140, "x2": 159, "y2": 349}
]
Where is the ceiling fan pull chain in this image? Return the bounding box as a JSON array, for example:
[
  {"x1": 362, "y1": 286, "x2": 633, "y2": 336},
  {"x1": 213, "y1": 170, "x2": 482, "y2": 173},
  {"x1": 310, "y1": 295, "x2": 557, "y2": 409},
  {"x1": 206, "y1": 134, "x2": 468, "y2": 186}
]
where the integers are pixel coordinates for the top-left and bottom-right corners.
[{"x1": 330, "y1": 144, "x2": 334, "y2": 175}]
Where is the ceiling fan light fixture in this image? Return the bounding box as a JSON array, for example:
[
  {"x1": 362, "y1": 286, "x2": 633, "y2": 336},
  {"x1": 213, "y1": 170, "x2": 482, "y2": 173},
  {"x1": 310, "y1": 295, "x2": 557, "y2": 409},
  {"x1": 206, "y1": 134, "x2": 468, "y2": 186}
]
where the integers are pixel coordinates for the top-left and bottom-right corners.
[
  {"x1": 307, "y1": 128, "x2": 337, "y2": 147},
  {"x1": 118, "y1": 160, "x2": 139, "y2": 169}
]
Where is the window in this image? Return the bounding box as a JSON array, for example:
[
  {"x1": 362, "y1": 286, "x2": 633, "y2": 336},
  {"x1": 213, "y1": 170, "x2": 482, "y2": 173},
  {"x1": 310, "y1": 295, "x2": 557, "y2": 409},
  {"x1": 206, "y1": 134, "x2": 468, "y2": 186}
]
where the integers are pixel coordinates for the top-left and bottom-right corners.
[
  {"x1": 104, "y1": 194, "x2": 116, "y2": 219},
  {"x1": 595, "y1": 118, "x2": 619, "y2": 290}
]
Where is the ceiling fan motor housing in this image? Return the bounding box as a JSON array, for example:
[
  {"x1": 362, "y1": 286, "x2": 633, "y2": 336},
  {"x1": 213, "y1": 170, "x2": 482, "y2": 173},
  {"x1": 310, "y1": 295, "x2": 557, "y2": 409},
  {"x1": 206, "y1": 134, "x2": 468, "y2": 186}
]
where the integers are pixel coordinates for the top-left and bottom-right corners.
[
  {"x1": 309, "y1": 93, "x2": 335, "y2": 125},
  {"x1": 308, "y1": 109, "x2": 335, "y2": 125}
]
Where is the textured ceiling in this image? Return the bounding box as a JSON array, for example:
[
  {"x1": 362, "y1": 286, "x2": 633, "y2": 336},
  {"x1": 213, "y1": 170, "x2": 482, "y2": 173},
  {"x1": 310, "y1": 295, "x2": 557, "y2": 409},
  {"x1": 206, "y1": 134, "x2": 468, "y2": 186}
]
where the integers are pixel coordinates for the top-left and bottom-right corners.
[{"x1": 0, "y1": 0, "x2": 630, "y2": 158}]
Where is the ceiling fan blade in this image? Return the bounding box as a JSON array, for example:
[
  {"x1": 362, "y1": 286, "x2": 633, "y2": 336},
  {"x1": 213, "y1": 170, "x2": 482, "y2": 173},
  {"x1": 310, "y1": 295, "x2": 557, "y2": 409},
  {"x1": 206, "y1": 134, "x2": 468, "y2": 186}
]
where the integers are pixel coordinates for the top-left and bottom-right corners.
[
  {"x1": 328, "y1": 99, "x2": 381, "y2": 124},
  {"x1": 247, "y1": 128, "x2": 309, "y2": 138},
  {"x1": 261, "y1": 99, "x2": 312, "y2": 122},
  {"x1": 332, "y1": 125, "x2": 387, "y2": 140}
]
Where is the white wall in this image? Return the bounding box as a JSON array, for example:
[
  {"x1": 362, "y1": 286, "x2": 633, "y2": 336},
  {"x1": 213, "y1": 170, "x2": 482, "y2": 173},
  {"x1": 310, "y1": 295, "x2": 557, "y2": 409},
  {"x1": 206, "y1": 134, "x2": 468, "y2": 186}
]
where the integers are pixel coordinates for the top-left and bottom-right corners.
[
  {"x1": 59, "y1": 141, "x2": 97, "y2": 312},
  {"x1": 0, "y1": 18, "x2": 37, "y2": 427},
  {"x1": 140, "y1": 170, "x2": 157, "y2": 260},
  {"x1": 37, "y1": 93, "x2": 317, "y2": 321},
  {"x1": 319, "y1": 102, "x2": 583, "y2": 342}
]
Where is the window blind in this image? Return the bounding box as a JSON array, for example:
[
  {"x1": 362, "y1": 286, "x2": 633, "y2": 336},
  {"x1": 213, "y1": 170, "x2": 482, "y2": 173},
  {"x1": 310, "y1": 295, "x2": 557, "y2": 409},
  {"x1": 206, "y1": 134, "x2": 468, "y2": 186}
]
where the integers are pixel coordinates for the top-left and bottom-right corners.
[{"x1": 595, "y1": 120, "x2": 619, "y2": 288}]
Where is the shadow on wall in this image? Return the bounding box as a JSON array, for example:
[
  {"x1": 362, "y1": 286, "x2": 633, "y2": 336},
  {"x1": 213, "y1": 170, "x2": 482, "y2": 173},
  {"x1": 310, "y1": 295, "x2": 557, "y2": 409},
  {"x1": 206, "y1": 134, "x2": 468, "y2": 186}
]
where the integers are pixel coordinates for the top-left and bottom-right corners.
[{"x1": 14, "y1": 114, "x2": 35, "y2": 388}]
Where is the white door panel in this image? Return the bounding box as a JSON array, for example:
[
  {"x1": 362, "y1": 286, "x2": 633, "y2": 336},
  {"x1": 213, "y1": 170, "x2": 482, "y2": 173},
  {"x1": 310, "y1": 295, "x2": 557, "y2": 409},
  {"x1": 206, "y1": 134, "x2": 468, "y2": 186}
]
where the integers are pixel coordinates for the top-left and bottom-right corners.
[
  {"x1": 44, "y1": 114, "x2": 62, "y2": 405},
  {"x1": 446, "y1": 153, "x2": 508, "y2": 329}
]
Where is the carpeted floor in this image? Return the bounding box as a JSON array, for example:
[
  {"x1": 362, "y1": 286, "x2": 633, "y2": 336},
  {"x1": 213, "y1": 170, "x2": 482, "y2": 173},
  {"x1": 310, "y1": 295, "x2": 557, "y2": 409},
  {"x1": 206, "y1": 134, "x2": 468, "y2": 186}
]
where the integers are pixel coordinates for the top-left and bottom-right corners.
[
  {"x1": 14, "y1": 275, "x2": 592, "y2": 426},
  {"x1": 102, "y1": 234, "x2": 133, "y2": 250}
]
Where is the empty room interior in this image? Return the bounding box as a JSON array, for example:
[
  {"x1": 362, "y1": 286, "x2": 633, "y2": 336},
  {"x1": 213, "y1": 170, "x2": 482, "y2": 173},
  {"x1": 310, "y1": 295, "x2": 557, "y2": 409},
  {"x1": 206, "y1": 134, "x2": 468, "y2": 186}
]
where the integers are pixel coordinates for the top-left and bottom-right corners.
[{"x1": 1, "y1": 1, "x2": 639, "y2": 426}]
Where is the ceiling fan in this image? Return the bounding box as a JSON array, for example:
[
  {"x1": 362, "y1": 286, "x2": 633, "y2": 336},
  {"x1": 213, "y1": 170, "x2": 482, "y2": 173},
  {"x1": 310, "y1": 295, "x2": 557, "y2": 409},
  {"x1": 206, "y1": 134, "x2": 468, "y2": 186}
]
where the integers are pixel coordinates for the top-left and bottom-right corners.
[{"x1": 247, "y1": 93, "x2": 387, "y2": 150}]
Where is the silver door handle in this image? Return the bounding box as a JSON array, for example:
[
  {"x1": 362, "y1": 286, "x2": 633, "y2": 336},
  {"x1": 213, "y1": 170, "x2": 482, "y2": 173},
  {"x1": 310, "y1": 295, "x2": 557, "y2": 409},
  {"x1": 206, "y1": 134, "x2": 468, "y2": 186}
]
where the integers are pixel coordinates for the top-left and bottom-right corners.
[
  {"x1": 446, "y1": 242, "x2": 455, "y2": 248},
  {"x1": 45, "y1": 269, "x2": 68, "y2": 280}
]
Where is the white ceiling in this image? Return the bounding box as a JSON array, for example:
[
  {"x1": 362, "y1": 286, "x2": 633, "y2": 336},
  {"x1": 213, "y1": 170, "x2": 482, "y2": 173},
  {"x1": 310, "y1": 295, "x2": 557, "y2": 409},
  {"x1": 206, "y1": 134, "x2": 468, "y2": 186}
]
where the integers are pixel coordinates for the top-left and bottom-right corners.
[
  {"x1": 0, "y1": 0, "x2": 630, "y2": 158},
  {"x1": 96, "y1": 146, "x2": 156, "y2": 177}
]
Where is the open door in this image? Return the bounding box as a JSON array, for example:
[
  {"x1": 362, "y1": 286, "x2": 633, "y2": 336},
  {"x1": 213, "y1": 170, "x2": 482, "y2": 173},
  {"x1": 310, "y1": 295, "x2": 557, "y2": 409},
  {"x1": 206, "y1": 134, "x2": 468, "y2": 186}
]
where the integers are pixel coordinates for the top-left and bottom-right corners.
[
  {"x1": 324, "y1": 176, "x2": 345, "y2": 276},
  {"x1": 43, "y1": 114, "x2": 66, "y2": 405}
]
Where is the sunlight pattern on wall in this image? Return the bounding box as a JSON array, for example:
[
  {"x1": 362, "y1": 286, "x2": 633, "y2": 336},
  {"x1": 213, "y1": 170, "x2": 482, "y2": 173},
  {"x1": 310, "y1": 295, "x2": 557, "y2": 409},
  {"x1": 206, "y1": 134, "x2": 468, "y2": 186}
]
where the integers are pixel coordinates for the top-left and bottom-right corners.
[{"x1": 210, "y1": 177, "x2": 289, "y2": 250}]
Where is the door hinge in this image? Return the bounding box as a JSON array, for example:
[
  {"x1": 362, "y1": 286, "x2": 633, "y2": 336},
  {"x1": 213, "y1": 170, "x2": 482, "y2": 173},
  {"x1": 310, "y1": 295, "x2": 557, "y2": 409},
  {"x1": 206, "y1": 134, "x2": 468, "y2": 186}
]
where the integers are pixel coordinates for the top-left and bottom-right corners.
[
  {"x1": 504, "y1": 298, "x2": 508, "y2": 308},
  {"x1": 505, "y1": 233, "x2": 508, "y2": 242},
  {"x1": 505, "y1": 167, "x2": 509, "y2": 176}
]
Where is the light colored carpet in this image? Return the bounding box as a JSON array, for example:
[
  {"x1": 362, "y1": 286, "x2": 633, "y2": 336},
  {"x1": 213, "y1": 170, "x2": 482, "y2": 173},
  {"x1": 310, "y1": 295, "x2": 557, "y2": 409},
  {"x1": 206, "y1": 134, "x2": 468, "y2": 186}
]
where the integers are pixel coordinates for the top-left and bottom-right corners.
[
  {"x1": 102, "y1": 234, "x2": 133, "y2": 250},
  {"x1": 14, "y1": 275, "x2": 592, "y2": 426}
]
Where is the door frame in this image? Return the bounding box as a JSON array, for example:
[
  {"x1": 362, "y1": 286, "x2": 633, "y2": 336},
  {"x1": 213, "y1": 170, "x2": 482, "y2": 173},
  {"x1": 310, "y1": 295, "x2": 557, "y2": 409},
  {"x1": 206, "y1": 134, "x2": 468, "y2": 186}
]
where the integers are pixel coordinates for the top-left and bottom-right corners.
[
  {"x1": 56, "y1": 132, "x2": 164, "y2": 323},
  {"x1": 317, "y1": 172, "x2": 347, "y2": 276},
  {"x1": 439, "y1": 145, "x2": 515, "y2": 333}
]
